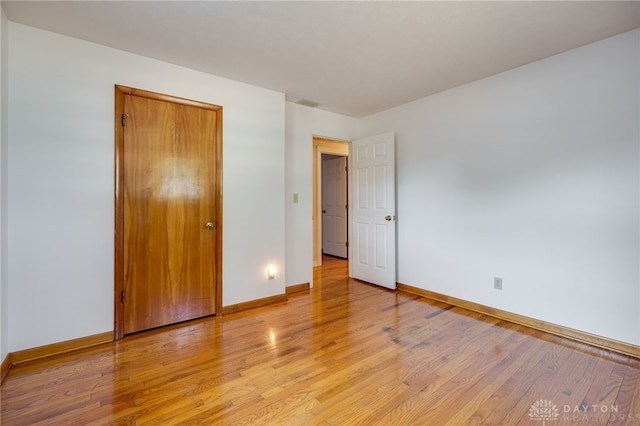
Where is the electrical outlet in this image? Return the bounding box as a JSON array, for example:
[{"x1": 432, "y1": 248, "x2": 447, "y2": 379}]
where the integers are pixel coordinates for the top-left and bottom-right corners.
[{"x1": 494, "y1": 277, "x2": 503, "y2": 290}]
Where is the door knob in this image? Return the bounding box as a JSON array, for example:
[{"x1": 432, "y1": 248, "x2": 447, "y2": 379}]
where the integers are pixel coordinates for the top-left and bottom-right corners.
[
  {"x1": 385, "y1": 215, "x2": 394, "y2": 221},
  {"x1": 323, "y1": 210, "x2": 326, "y2": 214},
  {"x1": 205, "y1": 222, "x2": 215, "y2": 230}
]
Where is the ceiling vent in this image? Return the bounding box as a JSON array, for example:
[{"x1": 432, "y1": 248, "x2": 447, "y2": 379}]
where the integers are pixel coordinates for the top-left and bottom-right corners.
[{"x1": 296, "y1": 99, "x2": 322, "y2": 108}]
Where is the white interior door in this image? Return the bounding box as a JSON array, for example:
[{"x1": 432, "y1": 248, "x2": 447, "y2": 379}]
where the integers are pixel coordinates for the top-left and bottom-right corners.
[
  {"x1": 349, "y1": 132, "x2": 396, "y2": 289},
  {"x1": 322, "y1": 156, "x2": 348, "y2": 258}
]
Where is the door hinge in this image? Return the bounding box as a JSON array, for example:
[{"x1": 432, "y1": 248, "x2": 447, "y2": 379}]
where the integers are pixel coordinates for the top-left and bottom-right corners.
[
  {"x1": 346, "y1": 241, "x2": 349, "y2": 247},
  {"x1": 345, "y1": 204, "x2": 348, "y2": 210},
  {"x1": 122, "y1": 113, "x2": 127, "y2": 126},
  {"x1": 121, "y1": 291, "x2": 125, "y2": 303}
]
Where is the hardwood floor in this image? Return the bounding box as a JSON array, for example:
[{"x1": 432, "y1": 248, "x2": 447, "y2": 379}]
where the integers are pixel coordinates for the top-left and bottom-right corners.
[{"x1": 2, "y1": 256, "x2": 639, "y2": 425}]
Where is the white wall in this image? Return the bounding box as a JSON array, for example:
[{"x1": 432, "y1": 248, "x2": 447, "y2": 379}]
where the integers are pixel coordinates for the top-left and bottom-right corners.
[
  {"x1": 359, "y1": 29, "x2": 640, "y2": 345},
  {"x1": 0, "y1": 7, "x2": 9, "y2": 363},
  {"x1": 8, "y1": 23, "x2": 286, "y2": 352},
  {"x1": 285, "y1": 102, "x2": 357, "y2": 287}
]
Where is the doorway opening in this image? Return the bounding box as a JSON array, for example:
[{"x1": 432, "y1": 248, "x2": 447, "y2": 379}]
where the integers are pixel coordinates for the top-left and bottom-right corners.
[
  {"x1": 321, "y1": 153, "x2": 348, "y2": 259},
  {"x1": 312, "y1": 137, "x2": 349, "y2": 267}
]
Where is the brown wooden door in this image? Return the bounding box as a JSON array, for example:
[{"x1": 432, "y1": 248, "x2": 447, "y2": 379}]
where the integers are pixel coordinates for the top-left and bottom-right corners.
[{"x1": 115, "y1": 86, "x2": 222, "y2": 337}]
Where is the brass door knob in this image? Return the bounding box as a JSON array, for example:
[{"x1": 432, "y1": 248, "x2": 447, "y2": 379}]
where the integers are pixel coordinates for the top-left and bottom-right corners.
[
  {"x1": 205, "y1": 222, "x2": 215, "y2": 230},
  {"x1": 385, "y1": 215, "x2": 393, "y2": 221}
]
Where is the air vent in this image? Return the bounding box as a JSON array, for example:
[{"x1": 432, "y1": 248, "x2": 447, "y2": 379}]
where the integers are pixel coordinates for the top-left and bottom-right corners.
[{"x1": 297, "y1": 99, "x2": 322, "y2": 108}]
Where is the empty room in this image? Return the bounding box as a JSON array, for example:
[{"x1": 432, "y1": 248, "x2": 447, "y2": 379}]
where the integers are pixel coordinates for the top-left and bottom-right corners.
[{"x1": 0, "y1": 1, "x2": 639, "y2": 424}]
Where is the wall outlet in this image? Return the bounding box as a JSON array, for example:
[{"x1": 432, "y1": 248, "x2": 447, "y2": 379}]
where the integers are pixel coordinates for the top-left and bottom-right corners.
[{"x1": 494, "y1": 277, "x2": 503, "y2": 290}]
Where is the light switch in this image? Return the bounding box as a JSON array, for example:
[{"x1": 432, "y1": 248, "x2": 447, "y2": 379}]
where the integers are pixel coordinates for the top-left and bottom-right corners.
[{"x1": 293, "y1": 193, "x2": 299, "y2": 203}]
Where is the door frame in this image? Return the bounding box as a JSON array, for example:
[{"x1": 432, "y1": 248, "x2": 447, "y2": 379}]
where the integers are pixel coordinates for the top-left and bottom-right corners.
[
  {"x1": 114, "y1": 85, "x2": 223, "y2": 340},
  {"x1": 312, "y1": 137, "x2": 349, "y2": 267}
]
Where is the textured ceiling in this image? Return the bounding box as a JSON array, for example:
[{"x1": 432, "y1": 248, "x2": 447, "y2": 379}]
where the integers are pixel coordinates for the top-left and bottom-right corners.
[{"x1": 3, "y1": 1, "x2": 639, "y2": 117}]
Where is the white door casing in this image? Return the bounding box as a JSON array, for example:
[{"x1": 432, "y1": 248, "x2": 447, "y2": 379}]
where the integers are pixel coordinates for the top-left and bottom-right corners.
[
  {"x1": 349, "y1": 132, "x2": 396, "y2": 289},
  {"x1": 322, "y1": 156, "x2": 348, "y2": 258}
]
